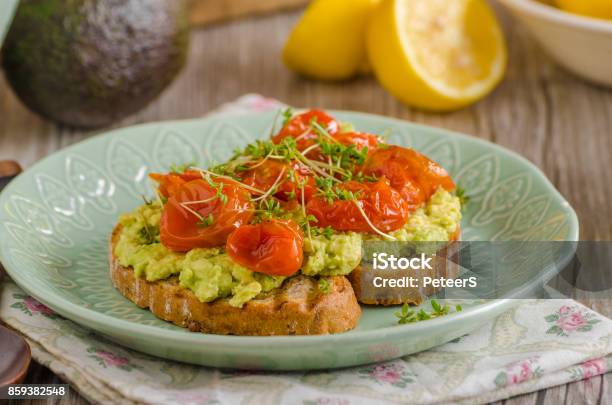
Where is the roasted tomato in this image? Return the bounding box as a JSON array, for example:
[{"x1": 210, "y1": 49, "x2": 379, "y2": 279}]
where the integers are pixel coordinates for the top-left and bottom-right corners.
[
  {"x1": 272, "y1": 109, "x2": 339, "y2": 150},
  {"x1": 306, "y1": 178, "x2": 409, "y2": 233},
  {"x1": 160, "y1": 179, "x2": 253, "y2": 252},
  {"x1": 308, "y1": 131, "x2": 382, "y2": 163},
  {"x1": 240, "y1": 159, "x2": 316, "y2": 202},
  {"x1": 333, "y1": 132, "x2": 381, "y2": 153},
  {"x1": 150, "y1": 170, "x2": 202, "y2": 198},
  {"x1": 226, "y1": 219, "x2": 304, "y2": 276},
  {"x1": 363, "y1": 146, "x2": 455, "y2": 209}
]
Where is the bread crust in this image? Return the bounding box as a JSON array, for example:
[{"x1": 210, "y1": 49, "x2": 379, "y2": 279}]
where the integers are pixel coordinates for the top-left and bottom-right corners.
[
  {"x1": 109, "y1": 226, "x2": 361, "y2": 335},
  {"x1": 348, "y1": 226, "x2": 461, "y2": 306}
]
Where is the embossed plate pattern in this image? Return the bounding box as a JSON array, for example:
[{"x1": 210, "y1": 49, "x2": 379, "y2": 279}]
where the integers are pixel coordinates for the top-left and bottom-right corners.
[{"x1": 0, "y1": 111, "x2": 578, "y2": 370}]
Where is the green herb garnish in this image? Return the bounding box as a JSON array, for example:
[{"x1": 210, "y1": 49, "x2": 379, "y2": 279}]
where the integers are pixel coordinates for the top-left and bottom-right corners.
[
  {"x1": 395, "y1": 300, "x2": 462, "y2": 325},
  {"x1": 455, "y1": 186, "x2": 470, "y2": 208},
  {"x1": 281, "y1": 108, "x2": 294, "y2": 126},
  {"x1": 138, "y1": 227, "x2": 155, "y2": 244},
  {"x1": 141, "y1": 195, "x2": 153, "y2": 206},
  {"x1": 314, "y1": 177, "x2": 360, "y2": 204},
  {"x1": 197, "y1": 213, "x2": 215, "y2": 228},
  {"x1": 204, "y1": 176, "x2": 228, "y2": 205},
  {"x1": 317, "y1": 140, "x2": 368, "y2": 181},
  {"x1": 169, "y1": 162, "x2": 196, "y2": 174},
  {"x1": 313, "y1": 226, "x2": 334, "y2": 240},
  {"x1": 256, "y1": 198, "x2": 285, "y2": 222},
  {"x1": 318, "y1": 278, "x2": 331, "y2": 294}
]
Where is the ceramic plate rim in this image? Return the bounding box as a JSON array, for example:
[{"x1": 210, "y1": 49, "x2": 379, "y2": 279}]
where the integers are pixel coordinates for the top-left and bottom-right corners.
[{"x1": 0, "y1": 110, "x2": 579, "y2": 347}]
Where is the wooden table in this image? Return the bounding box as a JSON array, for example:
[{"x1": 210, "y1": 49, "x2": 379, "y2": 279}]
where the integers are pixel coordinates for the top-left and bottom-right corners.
[{"x1": 2, "y1": 6, "x2": 612, "y2": 405}]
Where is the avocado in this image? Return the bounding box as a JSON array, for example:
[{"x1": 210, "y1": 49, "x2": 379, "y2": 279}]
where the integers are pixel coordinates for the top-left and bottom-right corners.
[
  {"x1": 1, "y1": 0, "x2": 190, "y2": 128},
  {"x1": 114, "y1": 188, "x2": 461, "y2": 307}
]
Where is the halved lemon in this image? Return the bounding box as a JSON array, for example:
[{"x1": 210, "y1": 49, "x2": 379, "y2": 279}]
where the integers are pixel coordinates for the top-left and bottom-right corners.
[
  {"x1": 556, "y1": 0, "x2": 612, "y2": 20},
  {"x1": 283, "y1": 0, "x2": 381, "y2": 81},
  {"x1": 367, "y1": 0, "x2": 507, "y2": 111}
]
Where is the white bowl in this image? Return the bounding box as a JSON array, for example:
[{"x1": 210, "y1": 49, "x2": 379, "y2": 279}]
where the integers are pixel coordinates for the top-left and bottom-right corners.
[{"x1": 497, "y1": 0, "x2": 612, "y2": 87}]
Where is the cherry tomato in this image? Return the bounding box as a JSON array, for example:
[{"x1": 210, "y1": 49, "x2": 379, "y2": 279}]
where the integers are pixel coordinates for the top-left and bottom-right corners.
[
  {"x1": 308, "y1": 131, "x2": 382, "y2": 164},
  {"x1": 160, "y1": 179, "x2": 254, "y2": 252},
  {"x1": 150, "y1": 170, "x2": 202, "y2": 198},
  {"x1": 363, "y1": 146, "x2": 455, "y2": 209},
  {"x1": 306, "y1": 178, "x2": 409, "y2": 233},
  {"x1": 333, "y1": 132, "x2": 381, "y2": 153},
  {"x1": 226, "y1": 219, "x2": 304, "y2": 276},
  {"x1": 280, "y1": 198, "x2": 301, "y2": 212},
  {"x1": 240, "y1": 160, "x2": 316, "y2": 202},
  {"x1": 271, "y1": 109, "x2": 339, "y2": 150}
]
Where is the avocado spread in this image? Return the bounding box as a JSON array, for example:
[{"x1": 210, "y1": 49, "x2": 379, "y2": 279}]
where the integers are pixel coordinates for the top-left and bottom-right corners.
[{"x1": 115, "y1": 189, "x2": 461, "y2": 307}]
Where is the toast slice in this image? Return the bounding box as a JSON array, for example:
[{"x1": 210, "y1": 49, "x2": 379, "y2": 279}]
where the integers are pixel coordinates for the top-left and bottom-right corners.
[
  {"x1": 348, "y1": 226, "x2": 461, "y2": 306},
  {"x1": 109, "y1": 226, "x2": 361, "y2": 335}
]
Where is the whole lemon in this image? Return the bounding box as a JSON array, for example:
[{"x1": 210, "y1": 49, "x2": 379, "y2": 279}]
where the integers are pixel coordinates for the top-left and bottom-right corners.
[{"x1": 283, "y1": 0, "x2": 381, "y2": 80}]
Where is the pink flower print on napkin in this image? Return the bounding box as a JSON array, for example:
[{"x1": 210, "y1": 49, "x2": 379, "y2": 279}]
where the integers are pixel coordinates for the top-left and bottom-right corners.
[
  {"x1": 10, "y1": 293, "x2": 57, "y2": 319},
  {"x1": 97, "y1": 350, "x2": 130, "y2": 367},
  {"x1": 582, "y1": 358, "x2": 607, "y2": 379},
  {"x1": 87, "y1": 347, "x2": 140, "y2": 371},
  {"x1": 545, "y1": 305, "x2": 601, "y2": 337},
  {"x1": 567, "y1": 357, "x2": 608, "y2": 381},
  {"x1": 358, "y1": 362, "x2": 415, "y2": 388},
  {"x1": 24, "y1": 296, "x2": 55, "y2": 316},
  {"x1": 495, "y1": 357, "x2": 543, "y2": 388}
]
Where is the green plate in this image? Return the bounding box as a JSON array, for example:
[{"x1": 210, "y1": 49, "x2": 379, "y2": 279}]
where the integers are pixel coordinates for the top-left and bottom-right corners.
[
  {"x1": 0, "y1": 111, "x2": 578, "y2": 370},
  {"x1": 0, "y1": 0, "x2": 18, "y2": 48}
]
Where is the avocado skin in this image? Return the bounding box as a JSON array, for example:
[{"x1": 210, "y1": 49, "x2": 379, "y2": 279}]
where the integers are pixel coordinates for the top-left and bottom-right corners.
[{"x1": 1, "y1": 0, "x2": 190, "y2": 128}]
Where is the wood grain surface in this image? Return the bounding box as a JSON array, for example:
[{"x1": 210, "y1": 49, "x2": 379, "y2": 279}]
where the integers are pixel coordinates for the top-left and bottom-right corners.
[
  {"x1": 2, "y1": 5, "x2": 612, "y2": 405},
  {"x1": 190, "y1": 0, "x2": 308, "y2": 25}
]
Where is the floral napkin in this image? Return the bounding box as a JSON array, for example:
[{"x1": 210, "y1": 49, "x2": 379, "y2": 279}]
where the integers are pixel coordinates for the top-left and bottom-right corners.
[{"x1": 1, "y1": 95, "x2": 611, "y2": 405}]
